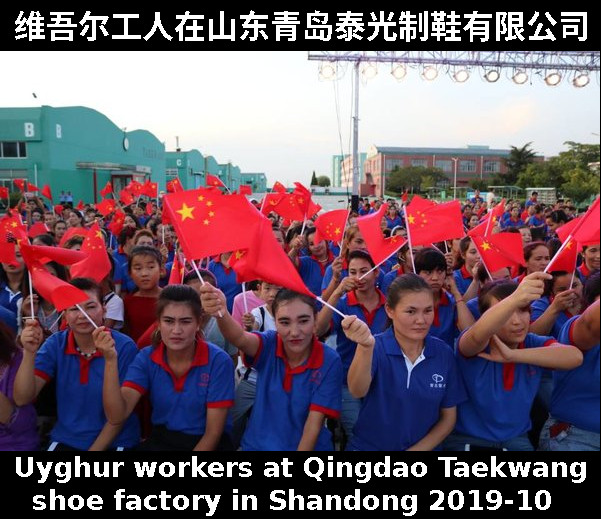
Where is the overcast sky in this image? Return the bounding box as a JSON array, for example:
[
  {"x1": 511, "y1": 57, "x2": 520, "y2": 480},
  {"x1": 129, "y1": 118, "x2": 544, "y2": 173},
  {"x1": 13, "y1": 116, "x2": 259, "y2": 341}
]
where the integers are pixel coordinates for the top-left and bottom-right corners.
[{"x1": 4, "y1": 51, "x2": 600, "y2": 187}]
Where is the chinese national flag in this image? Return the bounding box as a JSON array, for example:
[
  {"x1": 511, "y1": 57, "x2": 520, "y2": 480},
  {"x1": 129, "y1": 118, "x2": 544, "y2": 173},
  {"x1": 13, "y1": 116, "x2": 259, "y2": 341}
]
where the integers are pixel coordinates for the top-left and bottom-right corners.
[
  {"x1": 168, "y1": 253, "x2": 184, "y2": 285},
  {"x1": 314, "y1": 209, "x2": 348, "y2": 245},
  {"x1": 468, "y1": 199, "x2": 506, "y2": 237},
  {"x1": 167, "y1": 177, "x2": 183, "y2": 193},
  {"x1": 20, "y1": 243, "x2": 87, "y2": 266},
  {"x1": 28, "y1": 222, "x2": 50, "y2": 238},
  {"x1": 41, "y1": 185, "x2": 53, "y2": 200},
  {"x1": 142, "y1": 180, "x2": 158, "y2": 198},
  {"x1": 472, "y1": 233, "x2": 526, "y2": 272},
  {"x1": 27, "y1": 182, "x2": 39, "y2": 192},
  {"x1": 261, "y1": 192, "x2": 286, "y2": 215},
  {"x1": 76, "y1": 200, "x2": 85, "y2": 211},
  {"x1": 96, "y1": 198, "x2": 116, "y2": 217},
  {"x1": 0, "y1": 215, "x2": 27, "y2": 265},
  {"x1": 293, "y1": 182, "x2": 321, "y2": 219},
  {"x1": 546, "y1": 237, "x2": 579, "y2": 273},
  {"x1": 100, "y1": 181, "x2": 113, "y2": 197},
  {"x1": 127, "y1": 180, "x2": 143, "y2": 197},
  {"x1": 70, "y1": 223, "x2": 111, "y2": 283},
  {"x1": 13, "y1": 179, "x2": 26, "y2": 192},
  {"x1": 107, "y1": 210, "x2": 126, "y2": 237},
  {"x1": 146, "y1": 202, "x2": 153, "y2": 216},
  {"x1": 273, "y1": 192, "x2": 321, "y2": 222},
  {"x1": 557, "y1": 197, "x2": 600, "y2": 246},
  {"x1": 20, "y1": 244, "x2": 89, "y2": 311},
  {"x1": 58, "y1": 227, "x2": 88, "y2": 247},
  {"x1": 119, "y1": 189, "x2": 134, "y2": 206},
  {"x1": 406, "y1": 198, "x2": 464, "y2": 245},
  {"x1": 357, "y1": 204, "x2": 408, "y2": 265},
  {"x1": 229, "y1": 219, "x2": 314, "y2": 297},
  {"x1": 272, "y1": 181, "x2": 287, "y2": 193},
  {"x1": 163, "y1": 188, "x2": 263, "y2": 260},
  {"x1": 206, "y1": 174, "x2": 226, "y2": 189},
  {"x1": 239, "y1": 185, "x2": 252, "y2": 196},
  {"x1": 0, "y1": 187, "x2": 8, "y2": 199},
  {"x1": 53, "y1": 204, "x2": 64, "y2": 216}
]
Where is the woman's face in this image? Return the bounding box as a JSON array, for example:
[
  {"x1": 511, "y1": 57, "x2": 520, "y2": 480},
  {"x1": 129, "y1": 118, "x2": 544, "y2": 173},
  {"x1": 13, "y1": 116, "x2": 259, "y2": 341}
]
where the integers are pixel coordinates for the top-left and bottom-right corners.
[
  {"x1": 348, "y1": 257, "x2": 377, "y2": 293},
  {"x1": 124, "y1": 215, "x2": 137, "y2": 229},
  {"x1": 135, "y1": 235, "x2": 155, "y2": 247},
  {"x1": 526, "y1": 245, "x2": 550, "y2": 273},
  {"x1": 54, "y1": 222, "x2": 67, "y2": 239},
  {"x1": 274, "y1": 299, "x2": 316, "y2": 356},
  {"x1": 347, "y1": 231, "x2": 366, "y2": 252},
  {"x1": 307, "y1": 233, "x2": 326, "y2": 258},
  {"x1": 158, "y1": 302, "x2": 200, "y2": 351},
  {"x1": 552, "y1": 274, "x2": 583, "y2": 298},
  {"x1": 67, "y1": 212, "x2": 81, "y2": 227},
  {"x1": 386, "y1": 290, "x2": 434, "y2": 342},
  {"x1": 519, "y1": 227, "x2": 532, "y2": 244},
  {"x1": 65, "y1": 290, "x2": 104, "y2": 334},
  {"x1": 468, "y1": 215, "x2": 480, "y2": 228},
  {"x1": 493, "y1": 298, "x2": 530, "y2": 347},
  {"x1": 462, "y1": 241, "x2": 480, "y2": 269},
  {"x1": 583, "y1": 245, "x2": 600, "y2": 271}
]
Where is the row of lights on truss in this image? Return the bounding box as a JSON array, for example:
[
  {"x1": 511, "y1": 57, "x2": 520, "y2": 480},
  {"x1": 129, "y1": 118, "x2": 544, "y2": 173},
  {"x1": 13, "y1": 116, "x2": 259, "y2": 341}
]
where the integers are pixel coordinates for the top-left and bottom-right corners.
[{"x1": 318, "y1": 62, "x2": 592, "y2": 88}]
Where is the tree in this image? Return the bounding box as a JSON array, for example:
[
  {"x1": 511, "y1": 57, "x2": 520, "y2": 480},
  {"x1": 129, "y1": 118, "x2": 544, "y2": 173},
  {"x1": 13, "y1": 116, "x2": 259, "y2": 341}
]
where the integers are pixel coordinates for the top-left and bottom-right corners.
[
  {"x1": 316, "y1": 175, "x2": 331, "y2": 187},
  {"x1": 500, "y1": 142, "x2": 538, "y2": 184},
  {"x1": 387, "y1": 166, "x2": 447, "y2": 194},
  {"x1": 516, "y1": 160, "x2": 564, "y2": 191},
  {"x1": 310, "y1": 171, "x2": 318, "y2": 186},
  {"x1": 561, "y1": 167, "x2": 600, "y2": 204},
  {"x1": 469, "y1": 179, "x2": 488, "y2": 192}
]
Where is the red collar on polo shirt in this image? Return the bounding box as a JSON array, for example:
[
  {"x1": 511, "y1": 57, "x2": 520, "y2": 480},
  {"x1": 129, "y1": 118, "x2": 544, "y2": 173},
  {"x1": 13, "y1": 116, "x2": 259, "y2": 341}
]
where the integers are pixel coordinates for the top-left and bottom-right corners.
[
  {"x1": 396, "y1": 264, "x2": 406, "y2": 276},
  {"x1": 460, "y1": 265, "x2": 472, "y2": 279},
  {"x1": 311, "y1": 249, "x2": 335, "y2": 276},
  {"x1": 579, "y1": 263, "x2": 591, "y2": 278},
  {"x1": 346, "y1": 289, "x2": 387, "y2": 327},
  {"x1": 65, "y1": 330, "x2": 103, "y2": 384},
  {"x1": 433, "y1": 290, "x2": 451, "y2": 327},
  {"x1": 150, "y1": 338, "x2": 209, "y2": 392},
  {"x1": 275, "y1": 334, "x2": 323, "y2": 392},
  {"x1": 502, "y1": 341, "x2": 525, "y2": 391}
]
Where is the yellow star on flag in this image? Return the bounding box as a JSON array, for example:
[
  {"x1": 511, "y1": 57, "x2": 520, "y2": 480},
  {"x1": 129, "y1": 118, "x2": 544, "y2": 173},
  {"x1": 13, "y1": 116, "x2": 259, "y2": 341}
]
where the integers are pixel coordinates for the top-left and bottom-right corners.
[
  {"x1": 198, "y1": 195, "x2": 205, "y2": 202},
  {"x1": 203, "y1": 219, "x2": 210, "y2": 226},
  {"x1": 177, "y1": 203, "x2": 195, "y2": 221},
  {"x1": 206, "y1": 201, "x2": 213, "y2": 207},
  {"x1": 95, "y1": 231, "x2": 103, "y2": 239},
  {"x1": 481, "y1": 241, "x2": 491, "y2": 251},
  {"x1": 408, "y1": 215, "x2": 416, "y2": 225},
  {"x1": 234, "y1": 250, "x2": 245, "y2": 260},
  {"x1": 334, "y1": 227, "x2": 341, "y2": 235},
  {"x1": 565, "y1": 240, "x2": 573, "y2": 249}
]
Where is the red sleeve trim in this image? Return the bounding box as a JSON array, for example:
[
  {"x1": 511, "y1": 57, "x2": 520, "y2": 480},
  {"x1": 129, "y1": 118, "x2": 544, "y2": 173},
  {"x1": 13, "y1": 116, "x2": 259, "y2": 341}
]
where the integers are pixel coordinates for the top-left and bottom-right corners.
[
  {"x1": 543, "y1": 339, "x2": 557, "y2": 348},
  {"x1": 207, "y1": 400, "x2": 234, "y2": 409},
  {"x1": 568, "y1": 320, "x2": 577, "y2": 346},
  {"x1": 122, "y1": 381, "x2": 148, "y2": 395},
  {"x1": 310, "y1": 403, "x2": 340, "y2": 419},
  {"x1": 34, "y1": 369, "x2": 52, "y2": 382}
]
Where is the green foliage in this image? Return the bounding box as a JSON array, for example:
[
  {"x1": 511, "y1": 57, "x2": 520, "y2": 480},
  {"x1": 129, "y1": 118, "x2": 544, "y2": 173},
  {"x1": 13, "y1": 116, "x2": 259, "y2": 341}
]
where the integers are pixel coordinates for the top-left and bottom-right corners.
[
  {"x1": 469, "y1": 179, "x2": 488, "y2": 191},
  {"x1": 387, "y1": 166, "x2": 447, "y2": 194},
  {"x1": 561, "y1": 167, "x2": 600, "y2": 204},
  {"x1": 316, "y1": 175, "x2": 331, "y2": 187},
  {"x1": 310, "y1": 171, "x2": 318, "y2": 186},
  {"x1": 500, "y1": 142, "x2": 538, "y2": 184},
  {"x1": 516, "y1": 160, "x2": 564, "y2": 190}
]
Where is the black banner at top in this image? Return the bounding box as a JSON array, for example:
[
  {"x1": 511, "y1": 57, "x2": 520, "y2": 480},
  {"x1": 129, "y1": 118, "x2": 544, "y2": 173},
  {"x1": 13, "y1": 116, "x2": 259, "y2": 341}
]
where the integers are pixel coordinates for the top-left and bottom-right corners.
[{"x1": 4, "y1": 9, "x2": 598, "y2": 50}]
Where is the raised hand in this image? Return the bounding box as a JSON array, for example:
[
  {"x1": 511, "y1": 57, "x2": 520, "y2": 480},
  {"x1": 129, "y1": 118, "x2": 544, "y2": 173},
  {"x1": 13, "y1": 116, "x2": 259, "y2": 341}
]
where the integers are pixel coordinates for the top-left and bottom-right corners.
[{"x1": 341, "y1": 315, "x2": 375, "y2": 348}]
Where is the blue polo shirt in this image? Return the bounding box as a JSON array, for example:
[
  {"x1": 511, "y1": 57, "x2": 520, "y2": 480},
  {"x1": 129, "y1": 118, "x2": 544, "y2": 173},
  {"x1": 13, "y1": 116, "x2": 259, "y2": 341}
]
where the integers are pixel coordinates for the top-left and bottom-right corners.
[
  {"x1": 240, "y1": 331, "x2": 342, "y2": 451},
  {"x1": 453, "y1": 266, "x2": 473, "y2": 296},
  {"x1": 34, "y1": 329, "x2": 140, "y2": 450},
  {"x1": 381, "y1": 267, "x2": 406, "y2": 295},
  {"x1": 332, "y1": 290, "x2": 389, "y2": 380},
  {"x1": 550, "y1": 317, "x2": 600, "y2": 433},
  {"x1": 385, "y1": 215, "x2": 403, "y2": 229},
  {"x1": 299, "y1": 253, "x2": 333, "y2": 296},
  {"x1": 428, "y1": 290, "x2": 458, "y2": 349},
  {"x1": 531, "y1": 296, "x2": 574, "y2": 339},
  {"x1": 0, "y1": 282, "x2": 21, "y2": 316},
  {"x1": 351, "y1": 329, "x2": 466, "y2": 451},
  {"x1": 208, "y1": 260, "x2": 242, "y2": 313},
  {"x1": 123, "y1": 340, "x2": 234, "y2": 436},
  {"x1": 455, "y1": 331, "x2": 556, "y2": 442},
  {"x1": 466, "y1": 297, "x2": 480, "y2": 320},
  {"x1": 0, "y1": 305, "x2": 17, "y2": 333}
]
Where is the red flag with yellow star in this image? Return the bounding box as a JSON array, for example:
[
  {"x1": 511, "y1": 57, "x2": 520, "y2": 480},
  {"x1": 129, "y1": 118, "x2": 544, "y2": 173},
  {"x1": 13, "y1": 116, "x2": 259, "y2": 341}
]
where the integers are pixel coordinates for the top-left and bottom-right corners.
[
  {"x1": 0, "y1": 214, "x2": 27, "y2": 265},
  {"x1": 166, "y1": 177, "x2": 183, "y2": 193},
  {"x1": 141, "y1": 180, "x2": 159, "y2": 198},
  {"x1": 96, "y1": 198, "x2": 116, "y2": 217},
  {"x1": 472, "y1": 233, "x2": 526, "y2": 272},
  {"x1": 469, "y1": 199, "x2": 506, "y2": 237},
  {"x1": 168, "y1": 253, "x2": 184, "y2": 285},
  {"x1": 357, "y1": 204, "x2": 407, "y2": 266},
  {"x1": 70, "y1": 223, "x2": 111, "y2": 283},
  {"x1": 206, "y1": 174, "x2": 226, "y2": 189},
  {"x1": 20, "y1": 243, "x2": 89, "y2": 311},
  {"x1": 261, "y1": 192, "x2": 286, "y2": 215},
  {"x1": 13, "y1": 179, "x2": 26, "y2": 192},
  {"x1": 546, "y1": 236, "x2": 579, "y2": 273},
  {"x1": 228, "y1": 219, "x2": 314, "y2": 297},
  {"x1": 314, "y1": 209, "x2": 348, "y2": 245},
  {"x1": 556, "y1": 198, "x2": 600, "y2": 247},
  {"x1": 100, "y1": 181, "x2": 113, "y2": 198},
  {"x1": 107, "y1": 210, "x2": 126, "y2": 237},
  {"x1": 406, "y1": 198, "x2": 464, "y2": 245},
  {"x1": 163, "y1": 188, "x2": 263, "y2": 260},
  {"x1": 119, "y1": 189, "x2": 134, "y2": 206},
  {"x1": 272, "y1": 181, "x2": 287, "y2": 193}
]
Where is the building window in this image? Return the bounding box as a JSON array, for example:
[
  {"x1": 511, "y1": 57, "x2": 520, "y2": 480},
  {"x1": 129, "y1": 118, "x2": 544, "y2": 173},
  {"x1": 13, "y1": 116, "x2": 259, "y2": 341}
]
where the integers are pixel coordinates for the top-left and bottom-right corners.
[
  {"x1": 460, "y1": 160, "x2": 476, "y2": 173},
  {"x1": 385, "y1": 159, "x2": 403, "y2": 171},
  {"x1": 483, "y1": 160, "x2": 500, "y2": 173},
  {"x1": 1, "y1": 141, "x2": 27, "y2": 158},
  {"x1": 165, "y1": 168, "x2": 178, "y2": 178},
  {"x1": 435, "y1": 160, "x2": 452, "y2": 172},
  {"x1": 410, "y1": 158, "x2": 427, "y2": 167}
]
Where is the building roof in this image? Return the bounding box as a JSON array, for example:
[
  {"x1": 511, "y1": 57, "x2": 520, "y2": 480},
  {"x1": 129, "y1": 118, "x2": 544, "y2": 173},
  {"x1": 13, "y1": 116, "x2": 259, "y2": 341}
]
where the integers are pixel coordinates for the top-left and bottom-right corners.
[{"x1": 372, "y1": 145, "x2": 514, "y2": 157}]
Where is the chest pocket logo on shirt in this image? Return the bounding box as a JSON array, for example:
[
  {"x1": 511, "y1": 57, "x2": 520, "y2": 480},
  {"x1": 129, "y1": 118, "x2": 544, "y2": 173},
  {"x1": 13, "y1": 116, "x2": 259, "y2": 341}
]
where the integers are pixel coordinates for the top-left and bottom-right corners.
[
  {"x1": 198, "y1": 373, "x2": 210, "y2": 387},
  {"x1": 309, "y1": 370, "x2": 322, "y2": 385},
  {"x1": 430, "y1": 374, "x2": 446, "y2": 389}
]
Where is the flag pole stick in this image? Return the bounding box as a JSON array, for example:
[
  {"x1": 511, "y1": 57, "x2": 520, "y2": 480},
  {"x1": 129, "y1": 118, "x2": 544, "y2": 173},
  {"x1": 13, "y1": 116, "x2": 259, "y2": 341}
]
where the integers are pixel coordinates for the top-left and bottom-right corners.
[
  {"x1": 316, "y1": 296, "x2": 347, "y2": 319},
  {"x1": 544, "y1": 234, "x2": 573, "y2": 274},
  {"x1": 402, "y1": 205, "x2": 416, "y2": 273},
  {"x1": 360, "y1": 240, "x2": 407, "y2": 280},
  {"x1": 242, "y1": 282, "x2": 249, "y2": 314},
  {"x1": 76, "y1": 304, "x2": 99, "y2": 329},
  {"x1": 191, "y1": 259, "x2": 222, "y2": 318},
  {"x1": 27, "y1": 272, "x2": 36, "y2": 320}
]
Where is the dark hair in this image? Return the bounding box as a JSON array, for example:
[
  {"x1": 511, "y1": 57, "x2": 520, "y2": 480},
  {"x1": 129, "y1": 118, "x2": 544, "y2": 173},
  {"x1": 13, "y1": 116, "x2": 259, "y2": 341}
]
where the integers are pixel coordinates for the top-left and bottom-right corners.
[
  {"x1": 285, "y1": 224, "x2": 303, "y2": 245},
  {"x1": 271, "y1": 289, "x2": 317, "y2": 317},
  {"x1": 547, "y1": 238, "x2": 562, "y2": 258},
  {"x1": 414, "y1": 247, "x2": 447, "y2": 274},
  {"x1": 156, "y1": 284, "x2": 202, "y2": 322},
  {"x1": 0, "y1": 321, "x2": 16, "y2": 364},
  {"x1": 128, "y1": 245, "x2": 163, "y2": 272},
  {"x1": 584, "y1": 270, "x2": 600, "y2": 307},
  {"x1": 454, "y1": 236, "x2": 473, "y2": 269},
  {"x1": 183, "y1": 269, "x2": 217, "y2": 287},
  {"x1": 305, "y1": 226, "x2": 317, "y2": 239},
  {"x1": 547, "y1": 209, "x2": 568, "y2": 225},
  {"x1": 531, "y1": 191, "x2": 538, "y2": 197},
  {"x1": 118, "y1": 226, "x2": 137, "y2": 247},
  {"x1": 348, "y1": 249, "x2": 375, "y2": 269},
  {"x1": 133, "y1": 229, "x2": 155, "y2": 245},
  {"x1": 31, "y1": 234, "x2": 55, "y2": 247},
  {"x1": 63, "y1": 236, "x2": 84, "y2": 249},
  {"x1": 505, "y1": 227, "x2": 520, "y2": 234},
  {"x1": 386, "y1": 273, "x2": 432, "y2": 309},
  {"x1": 478, "y1": 280, "x2": 518, "y2": 315},
  {"x1": 543, "y1": 271, "x2": 570, "y2": 298},
  {"x1": 70, "y1": 277, "x2": 103, "y2": 303},
  {"x1": 523, "y1": 241, "x2": 549, "y2": 262}
]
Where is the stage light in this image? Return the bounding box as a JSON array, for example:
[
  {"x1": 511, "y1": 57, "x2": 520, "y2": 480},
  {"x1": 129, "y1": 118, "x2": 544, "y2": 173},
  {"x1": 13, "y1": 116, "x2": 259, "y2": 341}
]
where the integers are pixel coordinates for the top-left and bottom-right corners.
[
  {"x1": 484, "y1": 70, "x2": 500, "y2": 82},
  {"x1": 544, "y1": 71, "x2": 562, "y2": 86},
  {"x1": 573, "y1": 73, "x2": 590, "y2": 88},
  {"x1": 453, "y1": 69, "x2": 470, "y2": 83},
  {"x1": 513, "y1": 70, "x2": 528, "y2": 84},
  {"x1": 422, "y1": 66, "x2": 438, "y2": 81},
  {"x1": 319, "y1": 62, "x2": 336, "y2": 80},
  {"x1": 391, "y1": 63, "x2": 407, "y2": 80},
  {"x1": 361, "y1": 63, "x2": 378, "y2": 79}
]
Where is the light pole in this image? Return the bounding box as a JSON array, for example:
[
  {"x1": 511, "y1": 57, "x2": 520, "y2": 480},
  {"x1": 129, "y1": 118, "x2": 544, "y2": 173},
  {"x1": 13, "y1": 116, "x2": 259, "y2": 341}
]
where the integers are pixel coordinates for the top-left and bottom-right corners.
[{"x1": 451, "y1": 158, "x2": 459, "y2": 200}]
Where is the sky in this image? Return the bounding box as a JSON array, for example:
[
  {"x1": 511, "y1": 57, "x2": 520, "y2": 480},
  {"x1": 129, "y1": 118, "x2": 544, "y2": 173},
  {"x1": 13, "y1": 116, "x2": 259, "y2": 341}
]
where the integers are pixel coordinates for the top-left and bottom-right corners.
[{"x1": 3, "y1": 51, "x2": 600, "y2": 187}]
